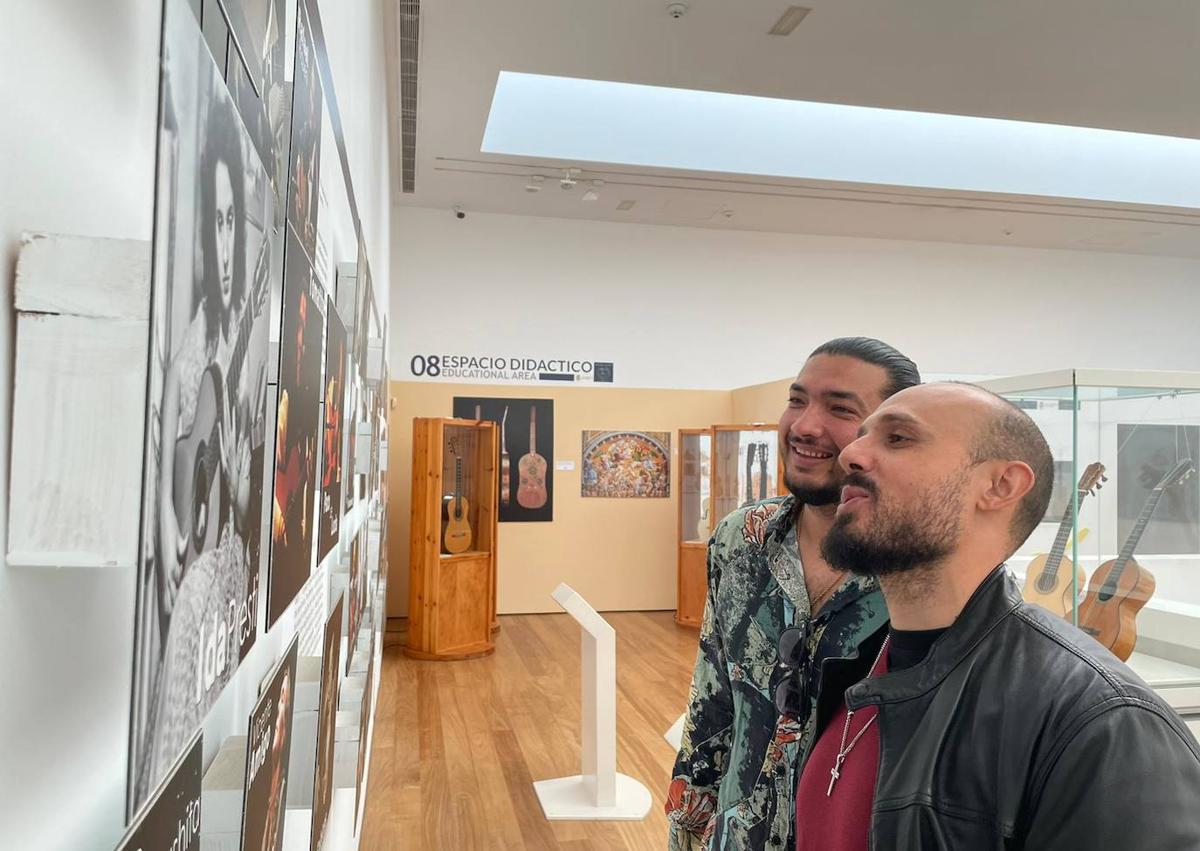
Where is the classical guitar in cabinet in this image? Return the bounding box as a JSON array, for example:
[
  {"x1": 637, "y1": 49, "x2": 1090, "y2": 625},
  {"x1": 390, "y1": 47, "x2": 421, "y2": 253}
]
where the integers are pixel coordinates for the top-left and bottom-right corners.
[
  {"x1": 1022, "y1": 462, "x2": 1106, "y2": 617},
  {"x1": 1077, "y1": 459, "x2": 1195, "y2": 661}
]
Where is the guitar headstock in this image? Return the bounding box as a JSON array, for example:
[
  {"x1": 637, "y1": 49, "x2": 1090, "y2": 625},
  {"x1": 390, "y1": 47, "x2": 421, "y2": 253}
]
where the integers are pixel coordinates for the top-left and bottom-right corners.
[
  {"x1": 1157, "y1": 458, "x2": 1196, "y2": 490},
  {"x1": 448, "y1": 436, "x2": 458, "y2": 458},
  {"x1": 1077, "y1": 462, "x2": 1107, "y2": 497}
]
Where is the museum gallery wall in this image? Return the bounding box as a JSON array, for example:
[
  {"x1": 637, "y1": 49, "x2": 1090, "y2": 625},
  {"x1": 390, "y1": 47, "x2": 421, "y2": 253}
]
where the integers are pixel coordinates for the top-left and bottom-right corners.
[{"x1": 121, "y1": 0, "x2": 390, "y2": 840}]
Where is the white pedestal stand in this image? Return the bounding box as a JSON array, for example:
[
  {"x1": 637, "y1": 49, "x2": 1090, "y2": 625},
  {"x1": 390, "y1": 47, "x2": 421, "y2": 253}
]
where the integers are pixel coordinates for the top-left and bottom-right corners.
[
  {"x1": 664, "y1": 712, "x2": 686, "y2": 751},
  {"x1": 532, "y1": 583, "x2": 652, "y2": 821}
]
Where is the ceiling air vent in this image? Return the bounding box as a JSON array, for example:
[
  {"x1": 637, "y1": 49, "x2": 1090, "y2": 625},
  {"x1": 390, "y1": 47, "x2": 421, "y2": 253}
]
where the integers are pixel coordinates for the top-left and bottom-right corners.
[
  {"x1": 768, "y1": 6, "x2": 811, "y2": 36},
  {"x1": 399, "y1": 0, "x2": 420, "y2": 193},
  {"x1": 616, "y1": 199, "x2": 636, "y2": 211}
]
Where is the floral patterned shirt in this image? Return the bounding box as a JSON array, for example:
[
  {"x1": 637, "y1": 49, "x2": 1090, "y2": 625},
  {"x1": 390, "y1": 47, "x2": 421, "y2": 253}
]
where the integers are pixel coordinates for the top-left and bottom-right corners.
[{"x1": 666, "y1": 495, "x2": 887, "y2": 851}]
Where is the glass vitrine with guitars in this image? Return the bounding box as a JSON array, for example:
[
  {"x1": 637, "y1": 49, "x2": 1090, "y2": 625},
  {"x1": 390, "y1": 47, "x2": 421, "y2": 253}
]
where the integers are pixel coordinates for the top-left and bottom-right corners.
[
  {"x1": 979, "y1": 370, "x2": 1200, "y2": 696},
  {"x1": 405, "y1": 417, "x2": 499, "y2": 660},
  {"x1": 675, "y1": 423, "x2": 785, "y2": 627}
]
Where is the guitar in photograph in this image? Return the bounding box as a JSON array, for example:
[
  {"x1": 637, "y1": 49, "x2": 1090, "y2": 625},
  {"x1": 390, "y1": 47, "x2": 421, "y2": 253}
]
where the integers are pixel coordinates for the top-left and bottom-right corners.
[
  {"x1": 1077, "y1": 458, "x2": 1195, "y2": 661},
  {"x1": 1022, "y1": 462, "x2": 1106, "y2": 617},
  {"x1": 441, "y1": 438, "x2": 473, "y2": 554},
  {"x1": 517, "y1": 406, "x2": 548, "y2": 509},
  {"x1": 171, "y1": 241, "x2": 270, "y2": 569},
  {"x1": 500, "y1": 406, "x2": 511, "y2": 508}
]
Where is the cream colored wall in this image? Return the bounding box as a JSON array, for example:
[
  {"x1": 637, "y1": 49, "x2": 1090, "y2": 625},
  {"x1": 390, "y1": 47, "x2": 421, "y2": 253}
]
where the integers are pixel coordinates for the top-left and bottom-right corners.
[
  {"x1": 731, "y1": 376, "x2": 793, "y2": 426},
  {"x1": 387, "y1": 381, "x2": 732, "y2": 616}
]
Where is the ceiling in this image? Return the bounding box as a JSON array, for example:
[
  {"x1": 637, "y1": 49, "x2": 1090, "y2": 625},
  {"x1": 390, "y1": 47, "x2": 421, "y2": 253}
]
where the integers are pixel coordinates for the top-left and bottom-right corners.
[{"x1": 385, "y1": 0, "x2": 1200, "y2": 256}]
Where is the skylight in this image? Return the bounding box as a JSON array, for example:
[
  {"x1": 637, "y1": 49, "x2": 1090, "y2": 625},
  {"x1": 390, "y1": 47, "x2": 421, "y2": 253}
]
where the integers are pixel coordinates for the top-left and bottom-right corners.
[{"x1": 482, "y1": 72, "x2": 1200, "y2": 209}]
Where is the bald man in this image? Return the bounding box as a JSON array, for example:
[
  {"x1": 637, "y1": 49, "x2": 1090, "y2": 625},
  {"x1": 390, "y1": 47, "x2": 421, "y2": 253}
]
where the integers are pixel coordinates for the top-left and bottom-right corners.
[{"x1": 778, "y1": 382, "x2": 1200, "y2": 851}]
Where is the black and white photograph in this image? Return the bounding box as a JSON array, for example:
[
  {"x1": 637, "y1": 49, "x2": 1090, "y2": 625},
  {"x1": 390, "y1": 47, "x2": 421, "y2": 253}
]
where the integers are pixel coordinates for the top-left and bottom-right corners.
[
  {"x1": 268, "y1": 227, "x2": 326, "y2": 628},
  {"x1": 1118, "y1": 424, "x2": 1200, "y2": 554},
  {"x1": 355, "y1": 631, "x2": 376, "y2": 827},
  {"x1": 288, "y1": 0, "x2": 323, "y2": 263},
  {"x1": 317, "y1": 298, "x2": 347, "y2": 562},
  {"x1": 117, "y1": 732, "x2": 203, "y2": 851},
  {"x1": 346, "y1": 530, "x2": 363, "y2": 675},
  {"x1": 453, "y1": 397, "x2": 554, "y2": 522},
  {"x1": 130, "y1": 0, "x2": 272, "y2": 815},
  {"x1": 311, "y1": 594, "x2": 344, "y2": 851},
  {"x1": 240, "y1": 637, "x2": 298, "y2": 851},
  {"x1": 223, "y1": 0, "x2": 288, "y2": 229}
]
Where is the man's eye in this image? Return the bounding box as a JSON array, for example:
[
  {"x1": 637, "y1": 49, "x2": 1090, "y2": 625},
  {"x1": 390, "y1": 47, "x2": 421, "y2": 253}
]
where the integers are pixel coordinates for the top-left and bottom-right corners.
[
  {"x1": 887, "y1": 434, "x2": 911, "y2": 445},
  {"x1": 789, "y1": 397, "x2": 805, "y2": 407},
  {"x1": 832, "y1": 406, "x2": 856, "y2": 416}
]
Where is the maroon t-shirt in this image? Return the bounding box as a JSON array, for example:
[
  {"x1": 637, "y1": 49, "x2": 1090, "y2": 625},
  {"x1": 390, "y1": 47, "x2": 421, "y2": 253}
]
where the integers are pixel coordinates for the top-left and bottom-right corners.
[{"x1": 795, "y1": 650, "x2": 888, "y2": 851}]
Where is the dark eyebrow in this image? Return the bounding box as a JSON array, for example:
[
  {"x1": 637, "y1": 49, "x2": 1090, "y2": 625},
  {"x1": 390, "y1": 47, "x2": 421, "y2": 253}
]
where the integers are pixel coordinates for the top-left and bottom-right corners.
[
  {"x1": 858, "y1": 410, "x2": 922, "y2": 438},
  {"x1": 789, "y1": 385, "x2": 866, "y2": 409}
]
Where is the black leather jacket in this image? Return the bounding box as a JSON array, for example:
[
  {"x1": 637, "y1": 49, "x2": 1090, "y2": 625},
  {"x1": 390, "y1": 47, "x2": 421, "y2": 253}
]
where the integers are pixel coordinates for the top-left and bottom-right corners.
[{"x1": 800, "y1": 567, "x2": 1200, "y2": 850}]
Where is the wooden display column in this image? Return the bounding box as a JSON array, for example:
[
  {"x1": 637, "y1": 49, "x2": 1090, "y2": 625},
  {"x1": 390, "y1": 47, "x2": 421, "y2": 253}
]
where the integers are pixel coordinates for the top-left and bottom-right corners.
[{"x1": 405, "y1": 417, "x2": 498, "y2": 661}]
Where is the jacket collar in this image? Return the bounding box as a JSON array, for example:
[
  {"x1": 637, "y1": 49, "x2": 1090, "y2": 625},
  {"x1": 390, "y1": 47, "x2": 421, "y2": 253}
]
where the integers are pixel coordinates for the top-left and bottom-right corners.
[{"x1": 845, "y1": 564, "x2": 1020, "y2": 709}]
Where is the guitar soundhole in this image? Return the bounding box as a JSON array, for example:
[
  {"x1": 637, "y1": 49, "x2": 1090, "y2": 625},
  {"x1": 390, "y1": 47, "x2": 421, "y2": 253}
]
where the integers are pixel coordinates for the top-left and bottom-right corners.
[
  {"x1": 1035, "y1": 574, "x2": 1057, "y2": 595},
  {"x1": 193, "y1": 452, "x2": 209, "y2": 549},
  {"x1": 1097, "y1": 588, "x2": 1116, "y2": 603}
]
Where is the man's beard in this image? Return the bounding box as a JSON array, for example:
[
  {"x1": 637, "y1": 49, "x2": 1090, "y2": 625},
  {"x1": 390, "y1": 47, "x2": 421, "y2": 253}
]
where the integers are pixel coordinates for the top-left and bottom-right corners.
[
  {"x1": 786, "y1": 475, "x2": 842, "y2": 507},
  {"x1": 821, "y1": 470, "x2": 967, "y2": 577}
]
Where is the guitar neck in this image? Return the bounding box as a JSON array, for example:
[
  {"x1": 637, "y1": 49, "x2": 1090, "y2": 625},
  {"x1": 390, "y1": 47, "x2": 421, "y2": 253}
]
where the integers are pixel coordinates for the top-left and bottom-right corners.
[
  {"x1": 744, "y1": 444, "x2": 754, "y2": 503},
  {"x1": 529, "y1": 407, "x2": 536, "y2": 455},
  {"x1": 1041, "y1": 491, "x2": 1083, "y2": 578},
  {"x1": 1108, "y1": 488, "x2": 1167, "y2": 588}
]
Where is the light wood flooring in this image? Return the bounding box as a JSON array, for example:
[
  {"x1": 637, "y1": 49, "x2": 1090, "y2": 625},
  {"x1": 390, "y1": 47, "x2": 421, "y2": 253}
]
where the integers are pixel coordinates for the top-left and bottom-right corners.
[{"x1": 361, "y1": 611, "x2": 702, "y2": 850}]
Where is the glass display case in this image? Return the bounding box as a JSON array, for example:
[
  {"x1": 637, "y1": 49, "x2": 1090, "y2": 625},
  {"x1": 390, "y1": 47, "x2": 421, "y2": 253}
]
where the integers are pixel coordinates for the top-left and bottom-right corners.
[
  {"x1": 406, "y1": 417, "x2": 498, "y2": 660},
  {"x1": 677, "y1": 424, "x2": 781, "y2": 627},
  {"x1": 979, "y1": 369, "x2": 1200, "y2": 724}
]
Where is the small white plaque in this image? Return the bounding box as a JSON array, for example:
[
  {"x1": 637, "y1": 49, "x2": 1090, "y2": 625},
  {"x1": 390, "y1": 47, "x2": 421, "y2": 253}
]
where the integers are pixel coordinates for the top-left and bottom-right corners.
[{"x1": 555, "y1": 461, "x2": 575, "y2": 472}]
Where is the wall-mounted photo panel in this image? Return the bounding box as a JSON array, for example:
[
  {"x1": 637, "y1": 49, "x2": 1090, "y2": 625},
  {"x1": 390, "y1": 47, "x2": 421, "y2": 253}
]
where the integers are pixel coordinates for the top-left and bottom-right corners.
[
  {"x1": 268, "y1": 227, "x2": 326, "y2": 628},
  {"x1": 581, "y1": 431, "x2": 671, "y2": 498},
  {"x1": 452, "y1": 398, "x2": 554, "y2": 522},
  {"x1": 287, "y1": 0, "x2": 322, "y2": 264},
  {"x1": 224, "y1": 0, "x2": 287, "y2": 229},
  {"x1": 129, "y1": 0, "x2": 272, "y2": 815},
  {"x1": 117, "y1": 732, "x2": 203, "y2": 851},
  {"x1": 240, "y1": 637, "x2": 299, "y2": 851},
  {"x1": 311, "y1": 594, "x2": 344, "y2": 851},
  {"x1": 346, "y1": 531, "x2": 363, "y2": 675},
  {"x1": 354, "y1": 631, "x2": 376, "y2": 828},
  {"x1": 317, "y1": 299, "x2": 347, "y2": 562}
]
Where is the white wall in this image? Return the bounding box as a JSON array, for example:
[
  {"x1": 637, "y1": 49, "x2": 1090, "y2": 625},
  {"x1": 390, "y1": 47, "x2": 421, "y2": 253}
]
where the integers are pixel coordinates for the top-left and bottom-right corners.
[
  {"x1": 0, "y1": 1, "x2": 390, "y2": 849},
  {"x1": 390, "y1": 207, "x2": 1200, "y2": 389}
]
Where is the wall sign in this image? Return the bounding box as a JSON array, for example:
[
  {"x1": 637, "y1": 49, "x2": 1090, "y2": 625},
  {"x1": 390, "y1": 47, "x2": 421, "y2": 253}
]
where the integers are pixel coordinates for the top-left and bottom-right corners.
[{"x1": 410, "y1": 353, "x2": 613, "y2": 384}]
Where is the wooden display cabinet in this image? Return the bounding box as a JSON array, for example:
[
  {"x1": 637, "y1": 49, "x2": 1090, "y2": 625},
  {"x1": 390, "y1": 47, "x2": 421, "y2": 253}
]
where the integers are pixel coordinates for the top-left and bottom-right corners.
[
  {"x1": 405, "y1": 417, "x2": 498, "y2": 660},
  {"x1": 676, "y1": 424, "x2": 782, "y2": 627}
]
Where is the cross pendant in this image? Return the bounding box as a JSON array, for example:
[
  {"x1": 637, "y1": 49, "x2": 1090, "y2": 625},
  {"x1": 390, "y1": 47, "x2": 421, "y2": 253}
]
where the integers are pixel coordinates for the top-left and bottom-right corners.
[{"x1": 826, "y1": 764, "x2": 841, "y2": 796}]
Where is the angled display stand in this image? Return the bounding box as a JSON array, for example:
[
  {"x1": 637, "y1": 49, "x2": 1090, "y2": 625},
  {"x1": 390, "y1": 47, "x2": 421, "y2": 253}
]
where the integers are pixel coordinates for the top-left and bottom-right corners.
[{"x1": 532, "y1": 583, "x2": 651, "y2": 821}]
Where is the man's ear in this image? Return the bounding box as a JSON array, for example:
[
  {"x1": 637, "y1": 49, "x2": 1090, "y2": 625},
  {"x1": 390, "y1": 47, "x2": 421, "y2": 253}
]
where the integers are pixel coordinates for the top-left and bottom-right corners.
[{"x1": 977, "y1": 461, "x2": 1036, "y2": 514}]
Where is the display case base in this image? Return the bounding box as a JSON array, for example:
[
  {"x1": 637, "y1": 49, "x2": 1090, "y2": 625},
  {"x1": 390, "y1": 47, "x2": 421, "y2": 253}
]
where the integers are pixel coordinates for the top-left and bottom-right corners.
[{"x1": 402, "y1": 643, "x2": 494, "y2": 661}]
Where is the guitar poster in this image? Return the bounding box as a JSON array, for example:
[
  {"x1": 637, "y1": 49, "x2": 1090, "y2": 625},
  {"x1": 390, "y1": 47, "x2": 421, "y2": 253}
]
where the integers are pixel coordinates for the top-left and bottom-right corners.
[
  {"x1": 116, "y1": 732, "x2": 202, "y2": 851},
  {"x1": 240, "y1": 637, "x2": 298, "y2": 851},
  {"x1": 317, "y1": 298, "x2": 347, "y2": 562},
  {"x1": 1117, "y1": 424, "x2": 1200, "y2": 554},
  {"x1": 311, "y1": 594, "x2": 343, "y2": 851},
  {"x1": 129, "y1": 0, "x2": 272, "y2": 816},
  {"x1": 287, "y1": 0, "x2": 322, "y2": 266},
  {"x1": 452, "y1": 397, "x2": 554, "y2": 522},
  {"x1": 582, "y1": 431, "x2": 671, "y2": 498},
  {"x1": 268, "y1": 227, "x2": 326, "y2": 628}
]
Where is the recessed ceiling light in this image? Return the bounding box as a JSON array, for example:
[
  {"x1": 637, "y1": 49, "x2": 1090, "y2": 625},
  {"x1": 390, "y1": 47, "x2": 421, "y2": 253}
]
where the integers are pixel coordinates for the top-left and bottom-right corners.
[
  {"x1": 616, "y1": 200, "x2": 636, "y2": 211},
  {"x1": 525, "y1": 175, "x2": 544, "y2": 192},
  {"x1": 768, "y1": 6, "x2": 811, "y2": 36}
]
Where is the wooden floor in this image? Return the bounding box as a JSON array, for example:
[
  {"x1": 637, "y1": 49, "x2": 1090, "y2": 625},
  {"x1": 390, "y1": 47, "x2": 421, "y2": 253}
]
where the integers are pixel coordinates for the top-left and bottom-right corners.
[{"x1": 360, "y1": 611, "x2": 702, "y2": 850}]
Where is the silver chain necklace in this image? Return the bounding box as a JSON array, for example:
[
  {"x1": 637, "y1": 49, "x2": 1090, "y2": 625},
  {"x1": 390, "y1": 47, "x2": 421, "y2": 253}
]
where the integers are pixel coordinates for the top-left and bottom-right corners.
[{"x1": 827, "y1": 637, "x2": 890, "y2": 797}]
